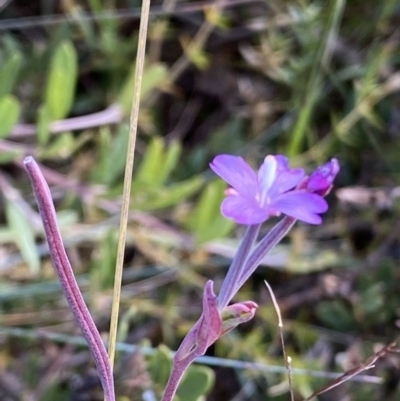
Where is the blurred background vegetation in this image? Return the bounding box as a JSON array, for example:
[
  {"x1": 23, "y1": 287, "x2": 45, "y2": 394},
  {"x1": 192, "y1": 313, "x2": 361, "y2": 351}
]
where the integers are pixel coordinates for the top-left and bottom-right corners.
[{"x1": 1, "y1": 0, "x2": 400, "y2": 400}]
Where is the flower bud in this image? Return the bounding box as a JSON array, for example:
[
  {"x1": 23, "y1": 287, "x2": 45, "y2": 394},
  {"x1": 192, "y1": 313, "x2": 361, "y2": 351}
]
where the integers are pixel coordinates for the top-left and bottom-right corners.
[{"x1": 306, "y1": 158, "x2": 340, "y2": 196}]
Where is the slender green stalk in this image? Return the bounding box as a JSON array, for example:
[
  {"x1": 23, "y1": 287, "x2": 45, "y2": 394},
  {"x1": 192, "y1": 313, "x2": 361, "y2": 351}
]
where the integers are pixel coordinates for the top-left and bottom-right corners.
[{"x1": 107, "y1": 0, "x2": 151, "y2": 371}]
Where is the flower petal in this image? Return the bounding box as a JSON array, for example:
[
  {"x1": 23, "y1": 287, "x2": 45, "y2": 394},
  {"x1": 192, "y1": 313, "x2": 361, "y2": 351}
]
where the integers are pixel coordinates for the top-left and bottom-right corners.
[
  {"x1": 210, "y1": 155, "x2": 258, "y2": 197},
  {"x1": 307, "y1": 158, "x2": 340, "y2": 196},
  {"x1": 271, "y1": 192, "x2": 328, "y2": 224},
  {"x1": 275, "y1": 155, "x2": 289, "y2": 171},
  {"x1": 221, "y1": 196, "x2": 267, "y2": 225},
  {"x1": 257, "y1": 155, "x2": 277, "y2": 193},
  {"x1": 269, "y1": 168, "x2": 305, "y2": 197}
]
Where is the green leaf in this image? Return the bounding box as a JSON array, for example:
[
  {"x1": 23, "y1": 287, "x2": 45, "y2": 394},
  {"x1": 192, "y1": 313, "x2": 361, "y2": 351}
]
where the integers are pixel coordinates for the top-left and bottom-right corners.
[
  {"x1": 95, "y1": 125, "x2": 130, "y2": 185},
  {"x1": 0, "y1": 150, "x2": 23, "y2": 164},
  {"x1": 40, "y1": 383, "x2": 69, "y2": 401},
  {"x1": 177, "y1": 365, "x2": 215, "y2": 401},
  {"x1": 135, "y1": 137, "x2": 182, "y2": 188},
  {"x1": 68, "y1": 7, "x2": 96, "y2": 46},
  {"x1": 130, "y1": 137, "x2": 201, "y2": 210},
  {"x1": 290, "y1": 355, "x2": 319, "y2": 399},
  {"x1": 208, "y1": 117, "x2": 244, "y2": 155},
  {"x1": 45, "y1": 40, "x2": 78, "y2": 120},
  {"x1": 118, "y1": 62, "x2": 168, "y2": 114},
  {"x1": 190, "y1": 180, "x2": 234, "y2": 244},
  {"x1": 359, "y1": 283, "x2": 384, "y2": 316},
  {"x1": 181, "y1": 37, "x2": 210, "y2": 70},
  {"x1": 135, "y1": 137, "x2": 165, "y2": 186},
  {"x1": 90, "y1": 231, "x2": 117, "y2": 290},
  {"x1": 0, "y1": 95, "x2": 20, "y2": 138},
  {"x1": 132, "y1": 176, "x2": 204, "y2": 211},
  {"x1": 291, "y1": 323, "x2": 318, "y2": 352},
  {"x1": 5, "y1": 200, "x2": 40, "y2": 274},
  {"x1": 157, "y1": 140, "x2": 182, "y2": 186},
  {"x1": 0, "y1": 52, "x2": 22, "y2": 98},
  {"x1": 141, "y1": 63, "x2": 169, "y2": 99},
  {"x1": 40, "y1": 132, "x2": 76, "y2": 159},
  {"x1": 88, "y1": 0, "x2": 102, "y2": 12},
  {"x1": 316, "y1": 300, "x2": 356, "y2": 332},
  {"x1": 287, "y1": 247, "x2": 343, "y2": 273},
  {"x1": 37, "y1": 104, "x2": 52, "y2": 146},
  {"x1": 147, "y1": 345, "x2": 172, "y2": 390}
]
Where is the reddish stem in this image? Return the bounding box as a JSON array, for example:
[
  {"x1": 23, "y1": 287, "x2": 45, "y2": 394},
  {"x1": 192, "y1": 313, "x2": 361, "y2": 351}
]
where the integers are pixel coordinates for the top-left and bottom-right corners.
[{"x1": 24, "y1": 156, "x2": 115, "y2": 401}]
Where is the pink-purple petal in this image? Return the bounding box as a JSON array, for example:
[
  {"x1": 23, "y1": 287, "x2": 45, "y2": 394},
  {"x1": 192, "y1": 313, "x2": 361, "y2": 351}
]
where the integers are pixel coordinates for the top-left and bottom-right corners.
[
  {"x1": 211, "y1": 153, "x2": 338, "y2": 226},
  {"x1": 275, "y1": 155, "x2": 290, "y2": 171},
  {"x1": 257, "y1": 156, "x2": 277, "y2": 193},
  {"x1": 268, "y1": 168, "x2": 305, "y2": 197},
  {"x1": 271, "y1": 192, "x2": 328, "y2": 224},
  {"x1": 221, "y1": 196, "x2": 267, "y2": 225},
  {"x1": 307, "y1": 158, "x2": 340, "y2": 195},
  {"x1": 210, "y1": 155, "x2": 258, "y2": 197}
]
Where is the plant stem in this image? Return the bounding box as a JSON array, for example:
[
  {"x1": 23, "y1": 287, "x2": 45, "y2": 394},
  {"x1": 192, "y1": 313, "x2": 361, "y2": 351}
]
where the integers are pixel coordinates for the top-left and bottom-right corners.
[
  {"x1": 24, "y1": 157, "x2": 115, "y2": 401},
  {"x1": 217, "y1": 224, "x2": 260, "y2": 310},
  {"x1": 237, "y1": 216, "x2": 296, "y2": 292},
  {"x1": 107, "y1": 0, "x2": 151, "y2": 371}
]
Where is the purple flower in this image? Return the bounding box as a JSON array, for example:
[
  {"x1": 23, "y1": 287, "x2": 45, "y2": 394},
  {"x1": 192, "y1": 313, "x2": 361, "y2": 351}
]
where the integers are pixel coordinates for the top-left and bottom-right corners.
[
  {"x1": 210, "y1": 154, "x2": 330, "y2": 225},
  {"x1": 305, "y1": 158, "x2": 340, "y2": 196}
]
